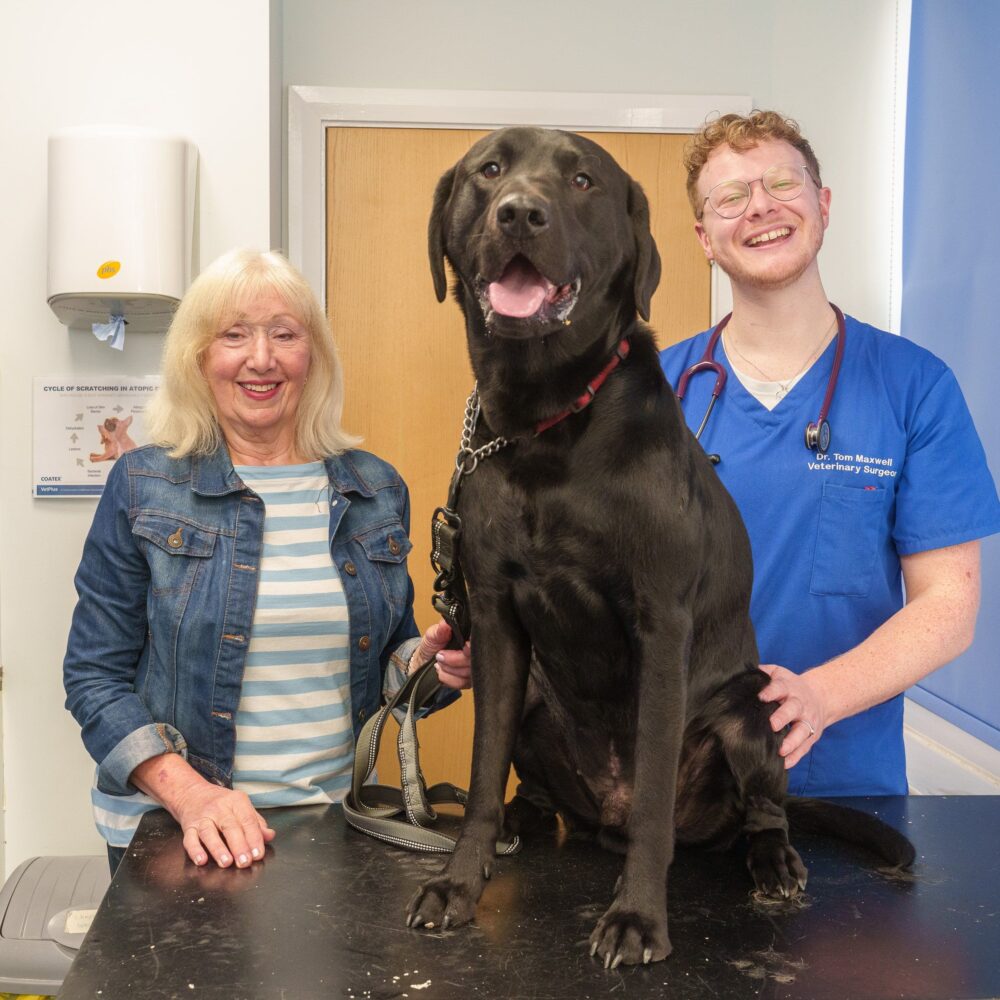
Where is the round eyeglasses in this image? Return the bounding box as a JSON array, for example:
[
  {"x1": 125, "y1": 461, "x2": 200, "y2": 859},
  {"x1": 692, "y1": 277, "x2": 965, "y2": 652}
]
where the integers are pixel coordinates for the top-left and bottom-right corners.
[{"x1": 702, "y1": 164, "x2": 818, "y2": 220}]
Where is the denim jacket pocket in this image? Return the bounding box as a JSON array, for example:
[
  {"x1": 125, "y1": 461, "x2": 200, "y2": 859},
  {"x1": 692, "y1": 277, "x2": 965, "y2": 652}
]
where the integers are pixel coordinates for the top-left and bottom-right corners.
[
  {"x1": 132, "y1": 513, "x2": 219, "y2": 596},
  {"x1": 356, "y1": 520, "x2": 413, "y2": 610}
]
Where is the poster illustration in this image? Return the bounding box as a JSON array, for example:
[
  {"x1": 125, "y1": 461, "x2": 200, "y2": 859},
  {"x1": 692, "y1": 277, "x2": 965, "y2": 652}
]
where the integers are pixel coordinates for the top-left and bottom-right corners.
[{"x1": 33, "y1": 376, "x2": 160, "y2": 497}]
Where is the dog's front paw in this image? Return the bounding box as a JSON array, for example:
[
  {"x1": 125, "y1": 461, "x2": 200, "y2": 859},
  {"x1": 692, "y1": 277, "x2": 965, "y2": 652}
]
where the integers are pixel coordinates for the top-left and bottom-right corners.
[
  {"x1": 588, "y1": 904, "x2": 671, "y2": 968},
  {"x1": 747, "y1": 838, "x2": 808, "y2": 898},
  {"x1": 406, "y1": 876, "x2": 481, "y2": 931}
]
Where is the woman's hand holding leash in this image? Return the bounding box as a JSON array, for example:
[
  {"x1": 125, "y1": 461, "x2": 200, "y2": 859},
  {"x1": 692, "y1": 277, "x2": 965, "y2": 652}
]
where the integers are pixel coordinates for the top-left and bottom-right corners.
[{"x1": 410, "y1": 620, "x2": 472, "y2": 690}]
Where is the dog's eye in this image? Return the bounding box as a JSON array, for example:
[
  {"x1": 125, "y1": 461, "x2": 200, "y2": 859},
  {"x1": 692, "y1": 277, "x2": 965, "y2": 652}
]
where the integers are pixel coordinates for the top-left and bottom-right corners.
[
  {"x1": 572, "y1": 172, "x2": 593, "y2": 191},
  {"x1": 481, "y1": 161, "x2": 501, "y2": 179}
]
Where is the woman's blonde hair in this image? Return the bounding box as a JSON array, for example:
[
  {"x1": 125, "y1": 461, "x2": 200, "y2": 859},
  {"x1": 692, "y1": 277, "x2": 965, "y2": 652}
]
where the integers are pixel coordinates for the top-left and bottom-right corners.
[
  {"x1": 145, "y1": 248, "x2": 360, "y2": 459},
  {"x1": 684, "y1": 110, "x2": 823, "y2": 219}
]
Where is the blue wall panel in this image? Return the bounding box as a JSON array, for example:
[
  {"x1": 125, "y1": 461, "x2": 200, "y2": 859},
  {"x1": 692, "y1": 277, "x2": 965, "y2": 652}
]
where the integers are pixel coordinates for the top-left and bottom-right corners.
[{"x1": 903, "y1": 0, "x2": 1000, "y2": 749}]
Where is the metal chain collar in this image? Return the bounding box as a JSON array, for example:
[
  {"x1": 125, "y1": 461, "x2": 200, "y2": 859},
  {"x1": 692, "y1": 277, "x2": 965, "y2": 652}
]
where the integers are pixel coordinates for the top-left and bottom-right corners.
[{"x1": 454, "y1": 383, "x2": 511, "y2": 475}]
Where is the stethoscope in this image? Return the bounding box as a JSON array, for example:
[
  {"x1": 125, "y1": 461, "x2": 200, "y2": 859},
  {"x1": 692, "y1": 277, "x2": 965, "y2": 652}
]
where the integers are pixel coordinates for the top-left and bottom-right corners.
[{"x1": 675, "y1": 304, "x2": 846, "y2": 464}]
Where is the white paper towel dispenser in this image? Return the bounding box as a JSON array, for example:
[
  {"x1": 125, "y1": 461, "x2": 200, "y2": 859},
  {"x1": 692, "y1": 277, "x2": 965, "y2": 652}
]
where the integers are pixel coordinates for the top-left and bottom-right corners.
[{"x1": 47, "y1": 126, "x2": 197, "y2": 333}]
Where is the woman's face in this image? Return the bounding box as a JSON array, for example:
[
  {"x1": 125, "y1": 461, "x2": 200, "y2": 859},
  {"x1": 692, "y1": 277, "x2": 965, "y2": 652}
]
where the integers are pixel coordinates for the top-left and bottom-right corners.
[{"x1": 202, "y1": 293, "x2": 312, "y2": 452}]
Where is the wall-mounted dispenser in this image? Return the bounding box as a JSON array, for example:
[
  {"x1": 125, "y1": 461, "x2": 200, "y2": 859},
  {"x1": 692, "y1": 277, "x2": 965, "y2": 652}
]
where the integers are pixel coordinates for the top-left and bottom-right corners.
[{"x1": 47, "y1": 126, "x2": 197, "y2": 334}]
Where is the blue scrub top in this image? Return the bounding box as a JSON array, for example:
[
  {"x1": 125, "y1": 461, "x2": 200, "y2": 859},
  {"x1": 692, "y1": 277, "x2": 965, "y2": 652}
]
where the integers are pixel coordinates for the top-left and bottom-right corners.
[{"x1": 660, "y1": 314, "x2": 1000, "y2": 796}]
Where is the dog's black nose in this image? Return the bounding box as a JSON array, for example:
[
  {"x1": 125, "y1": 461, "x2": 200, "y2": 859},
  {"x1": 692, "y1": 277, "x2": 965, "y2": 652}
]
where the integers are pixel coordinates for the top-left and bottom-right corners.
[{"x1": 496, "y1": 192, "x2": 549, "y2": 238}]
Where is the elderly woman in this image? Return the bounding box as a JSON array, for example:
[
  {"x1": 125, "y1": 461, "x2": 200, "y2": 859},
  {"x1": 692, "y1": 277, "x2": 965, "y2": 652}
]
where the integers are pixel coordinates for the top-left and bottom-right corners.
[{"x1": 64, "y1": 249, "x2": 469, "y2": 873}]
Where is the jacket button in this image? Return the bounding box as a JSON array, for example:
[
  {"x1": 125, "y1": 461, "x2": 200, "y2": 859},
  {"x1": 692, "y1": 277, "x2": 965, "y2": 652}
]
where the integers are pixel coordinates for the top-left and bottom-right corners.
[
  {"x1": 167, "y1": 528, "x2": 183, "y2": 548},
  {"x1": 358, "y1": 635, "x2": 371, "y2": 652},
  {"x1": 388, "y1": 537, "x2": 401, "y2": 555},
  {"x1": 344, "y1": 561, "x2": 357, "y2": 576},
  {"x1": 357, "y1": 708, "x2": 367, "y2": 722}
]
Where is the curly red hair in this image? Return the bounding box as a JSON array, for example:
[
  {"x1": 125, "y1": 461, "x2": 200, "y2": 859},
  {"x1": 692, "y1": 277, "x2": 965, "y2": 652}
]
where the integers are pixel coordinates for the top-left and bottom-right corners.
[{"x1": 684, "y1": 111, "x2": 822, "y2": 218}]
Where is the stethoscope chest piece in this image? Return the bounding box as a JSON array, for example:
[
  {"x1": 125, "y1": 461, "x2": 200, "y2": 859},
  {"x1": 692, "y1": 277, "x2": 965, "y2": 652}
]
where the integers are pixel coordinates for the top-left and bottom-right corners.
[{"x1": 805, "y1": 419, "x2": 831, "y2": 453}]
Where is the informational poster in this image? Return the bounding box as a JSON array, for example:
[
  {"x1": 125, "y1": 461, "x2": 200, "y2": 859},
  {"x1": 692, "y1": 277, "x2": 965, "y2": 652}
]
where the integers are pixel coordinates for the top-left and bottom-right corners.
[{"x1": 33, "y1": 376, "x2": 160, "y2": 497}]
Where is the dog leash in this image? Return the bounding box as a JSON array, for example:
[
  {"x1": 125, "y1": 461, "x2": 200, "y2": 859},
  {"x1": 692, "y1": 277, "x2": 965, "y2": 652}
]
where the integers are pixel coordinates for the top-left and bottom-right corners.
[
  {"x1": 342, "y1": 654, "x2": 521, "y2": 854},
  {"x1": 344, "y1": 338, "x2": 630, "y2": 853},
  {"x1": 342, "y1": 385, "x2": 520, "y2": 854}
]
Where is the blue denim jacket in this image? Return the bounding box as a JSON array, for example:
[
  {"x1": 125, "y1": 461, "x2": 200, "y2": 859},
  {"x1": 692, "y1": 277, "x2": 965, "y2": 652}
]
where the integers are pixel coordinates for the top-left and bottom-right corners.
[{"x1": 64, "y1": 444, "x2": 445, "y2": 796}]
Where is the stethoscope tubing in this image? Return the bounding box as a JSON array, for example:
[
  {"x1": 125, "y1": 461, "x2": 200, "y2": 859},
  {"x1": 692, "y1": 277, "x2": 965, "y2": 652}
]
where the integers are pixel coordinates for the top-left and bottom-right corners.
[{"x1": 676, "y1": 304, "x2": 845, "y2": 457}]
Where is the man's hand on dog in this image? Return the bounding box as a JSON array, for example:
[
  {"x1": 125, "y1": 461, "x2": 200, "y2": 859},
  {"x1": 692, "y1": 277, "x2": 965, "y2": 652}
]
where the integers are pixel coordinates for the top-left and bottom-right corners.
[
  {"x1": 410, "y1": 620, "x2": 472, "y2": 690},
  {"x1": 758, "y1": 664, "x2": 826, "y2": 768}
]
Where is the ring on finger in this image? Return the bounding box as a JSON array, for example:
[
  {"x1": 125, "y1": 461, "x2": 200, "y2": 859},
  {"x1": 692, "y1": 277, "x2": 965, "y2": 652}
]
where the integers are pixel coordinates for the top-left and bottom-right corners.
[{"x1": 799, "y1": 719, "x2": 816, "y2": 738}]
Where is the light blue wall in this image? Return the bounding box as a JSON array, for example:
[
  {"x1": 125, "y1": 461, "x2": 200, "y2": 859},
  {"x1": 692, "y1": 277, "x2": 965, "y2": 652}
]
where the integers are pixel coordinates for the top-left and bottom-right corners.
[{"x1": 903, "y1": 0, "x2": 1000, "y2": 749}]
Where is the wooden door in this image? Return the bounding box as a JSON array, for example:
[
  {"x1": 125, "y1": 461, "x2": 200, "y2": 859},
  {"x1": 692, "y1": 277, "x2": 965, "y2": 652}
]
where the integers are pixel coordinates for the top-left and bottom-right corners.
[{"x1": 325, "y1": 126, "x2": 710, "y2": 794}]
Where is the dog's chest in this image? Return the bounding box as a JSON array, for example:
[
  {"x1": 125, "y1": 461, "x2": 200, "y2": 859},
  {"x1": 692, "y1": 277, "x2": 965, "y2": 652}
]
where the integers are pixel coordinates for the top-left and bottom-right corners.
[
  {"x1": 462, "y1": 460, "x2": 593, "y2": 578},
  {"x1": 460, "y1": 459, "x2": 634, "y2": 661}
]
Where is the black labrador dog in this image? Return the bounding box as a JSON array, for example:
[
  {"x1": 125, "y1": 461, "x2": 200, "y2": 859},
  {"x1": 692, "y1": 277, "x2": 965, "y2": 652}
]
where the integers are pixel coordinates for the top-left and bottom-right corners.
[{"x1": 407, "y1": 127, "x2": 913, "y2": 967}]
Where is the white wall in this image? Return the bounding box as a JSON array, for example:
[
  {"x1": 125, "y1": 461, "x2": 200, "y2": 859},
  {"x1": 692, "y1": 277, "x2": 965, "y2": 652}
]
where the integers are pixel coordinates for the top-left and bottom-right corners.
[
  {"x1": 769, "y1": 1, "x2": 904, "y2": 331},
  {"x1": 0, "y1": 0, "x2": 281, "y2": 877},
  {"x1": 281, "y1": 0, "x2": 903, "y2": 328}
]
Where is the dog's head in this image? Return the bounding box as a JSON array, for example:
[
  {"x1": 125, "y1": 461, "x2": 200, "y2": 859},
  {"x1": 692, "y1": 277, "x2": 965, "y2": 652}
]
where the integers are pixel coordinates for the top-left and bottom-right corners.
[{"x1": 429, "y1": 127, "x2": 661, "y2": 341}]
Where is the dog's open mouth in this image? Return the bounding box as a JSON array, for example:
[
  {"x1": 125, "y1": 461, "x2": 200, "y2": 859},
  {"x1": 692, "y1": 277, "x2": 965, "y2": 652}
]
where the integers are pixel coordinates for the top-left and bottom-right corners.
[{"x1": 479, "y1": 255, "x2": 580, "y2": 325}]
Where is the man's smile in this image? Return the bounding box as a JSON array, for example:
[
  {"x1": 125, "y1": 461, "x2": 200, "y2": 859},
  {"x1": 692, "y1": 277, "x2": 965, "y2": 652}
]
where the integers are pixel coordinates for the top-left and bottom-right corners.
[{"x1": 745, "y1": 226, "x2": 792, "y2": 247}]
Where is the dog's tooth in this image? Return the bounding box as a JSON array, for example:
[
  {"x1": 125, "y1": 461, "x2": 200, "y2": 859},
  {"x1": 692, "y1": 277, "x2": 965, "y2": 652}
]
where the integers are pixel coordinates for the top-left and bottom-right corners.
[
  {"x1": 442, "y1": 914, "x2": 451, "y2": 930},
  {"x1": 410, "y1": 913, "x2": 423, "y2": 928},
  {"x1": 604, "y1": 951, "x2": 612, "y2": 970},
  {"x1": 590, "y1": 941, "x2": 599, "y2": 958},
  {"x1": 611, "y1": 953, "x2": 624, "y2": 970},
  {"x1": 643, "y1": 948, "x2": 652, "y2": 964}
]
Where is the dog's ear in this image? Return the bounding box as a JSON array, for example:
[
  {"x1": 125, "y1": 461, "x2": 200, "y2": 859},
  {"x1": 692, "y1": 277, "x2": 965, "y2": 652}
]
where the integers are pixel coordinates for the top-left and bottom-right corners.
[
  {"x1": 428, "y1": 166, "x2": 456, "y2": 303},
  {"x1": 628, "y1": 178, "x2": 662, "y2": 322}
]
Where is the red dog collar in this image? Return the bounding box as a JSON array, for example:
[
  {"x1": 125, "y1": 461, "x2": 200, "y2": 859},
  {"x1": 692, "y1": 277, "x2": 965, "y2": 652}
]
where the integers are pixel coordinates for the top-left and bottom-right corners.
[{"x1": 534, "y1": 338, "x2": 631, "y2": 435}]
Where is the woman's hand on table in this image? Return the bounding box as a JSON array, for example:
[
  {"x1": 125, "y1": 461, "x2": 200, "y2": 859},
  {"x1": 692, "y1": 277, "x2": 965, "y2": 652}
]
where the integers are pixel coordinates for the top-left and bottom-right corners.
[
  {"x1": 131, "y1": 753, "x2": 276, "y2": 868},
  {"x1": 172, "y1": 782, "x2": 276, "y2": 868}
]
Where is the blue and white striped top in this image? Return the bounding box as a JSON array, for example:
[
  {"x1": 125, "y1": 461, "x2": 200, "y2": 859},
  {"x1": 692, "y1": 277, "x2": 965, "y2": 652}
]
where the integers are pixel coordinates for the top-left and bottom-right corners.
[{"x1": 92, "y1": 462, "x2": 355, "y2": 847}]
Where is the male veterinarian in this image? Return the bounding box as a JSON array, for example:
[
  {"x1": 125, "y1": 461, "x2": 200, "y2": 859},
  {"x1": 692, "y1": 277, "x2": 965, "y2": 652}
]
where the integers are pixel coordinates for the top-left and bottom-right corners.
[{"x1": 660, "y1": 110, "x2": 1000, "y2": 797}]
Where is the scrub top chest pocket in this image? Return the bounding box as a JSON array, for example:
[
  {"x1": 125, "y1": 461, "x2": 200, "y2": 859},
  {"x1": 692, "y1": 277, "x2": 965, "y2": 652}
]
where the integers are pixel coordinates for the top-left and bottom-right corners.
[
  {"x1": 132, "y1": 514, "x2": 219, "y2": 596},
  {"x1": 810, "y1": 483, "x2": 886, "y2": 598},
  {"x1": 355, "y1": 521, "x2": 413, "y2": 613}
]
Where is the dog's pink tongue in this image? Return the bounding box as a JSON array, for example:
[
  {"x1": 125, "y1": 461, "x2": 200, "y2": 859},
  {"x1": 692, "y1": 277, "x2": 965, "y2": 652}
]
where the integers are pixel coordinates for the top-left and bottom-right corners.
[{"x1": 488, "y1": 258, "x2": 555, "y2": 318}]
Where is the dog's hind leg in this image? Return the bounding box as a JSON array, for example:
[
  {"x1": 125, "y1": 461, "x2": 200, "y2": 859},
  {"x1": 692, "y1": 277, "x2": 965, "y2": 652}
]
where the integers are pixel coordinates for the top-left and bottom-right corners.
[
  {"x1": 504, "y1": 702, "x2": 562, "y2": 838},
  {"x1": 741, "y1": 781, "x2": 808, "y2": 898},
  {"x1": 712, "y1": 673, "x2": 808, "y2": 897},
  {"x1": 503, "y1": 786, "x2": 559, "y2": 836}
]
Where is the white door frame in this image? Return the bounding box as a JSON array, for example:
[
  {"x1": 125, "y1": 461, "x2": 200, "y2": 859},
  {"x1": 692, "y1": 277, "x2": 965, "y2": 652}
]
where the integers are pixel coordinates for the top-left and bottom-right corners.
[{"x1": 286, "y1": 86, "x2": 751, "y2": 320}]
